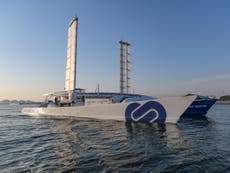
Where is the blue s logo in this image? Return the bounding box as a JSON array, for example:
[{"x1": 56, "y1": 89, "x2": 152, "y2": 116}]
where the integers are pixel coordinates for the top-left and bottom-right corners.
[{"x1": 125, "y1": 101, "x2": 167, "y2": 123}]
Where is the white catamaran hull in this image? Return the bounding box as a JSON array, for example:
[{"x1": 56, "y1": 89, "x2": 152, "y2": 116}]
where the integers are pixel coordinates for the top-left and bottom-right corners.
[{"x1": 22, "y1": 96, "x2": 196, "y2": 123}]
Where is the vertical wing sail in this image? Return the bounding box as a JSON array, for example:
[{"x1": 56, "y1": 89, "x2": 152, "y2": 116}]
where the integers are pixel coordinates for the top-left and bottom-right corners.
[{"x1": 65, "y1": 17, "x2": 78, "y2": 91}]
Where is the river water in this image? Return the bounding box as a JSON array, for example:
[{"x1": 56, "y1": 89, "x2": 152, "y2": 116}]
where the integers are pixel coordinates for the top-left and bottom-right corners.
[{"x1": 0, "y1": 104, "x2": 229, "y2": 172}]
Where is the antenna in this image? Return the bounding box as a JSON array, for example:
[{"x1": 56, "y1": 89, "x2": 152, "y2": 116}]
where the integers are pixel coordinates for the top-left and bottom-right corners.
[{"x1": 95, "y1": 84, "x2": 100, "y2": 95}]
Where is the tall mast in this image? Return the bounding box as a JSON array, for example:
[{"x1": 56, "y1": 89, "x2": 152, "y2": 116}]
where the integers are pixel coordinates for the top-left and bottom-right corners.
[
  {"x1": 65, "y1": 17, "x2": 78, "y2": 91},
  {"x1": 119, "y1": 40, "x2": 131, "y2": 94}
]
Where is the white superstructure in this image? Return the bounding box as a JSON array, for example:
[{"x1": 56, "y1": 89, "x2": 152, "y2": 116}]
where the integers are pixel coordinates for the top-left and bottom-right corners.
[
  {"x1": 65, "y1": 17, "x2": 78, "y2": 91},
  {"x1": 120, "y1": 41, "x2": 131, "y2": 94}
]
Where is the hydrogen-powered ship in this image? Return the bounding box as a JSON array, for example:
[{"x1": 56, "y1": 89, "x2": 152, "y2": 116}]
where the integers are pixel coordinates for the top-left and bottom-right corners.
[{"x1": 22, "y1": 17, "x2": 196, "y2": 123}]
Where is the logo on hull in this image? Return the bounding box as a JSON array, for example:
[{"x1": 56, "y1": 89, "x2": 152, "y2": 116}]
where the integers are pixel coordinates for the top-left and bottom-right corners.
[{"x1": 125, "y1": 101, "x2": 167, "y2": 123}]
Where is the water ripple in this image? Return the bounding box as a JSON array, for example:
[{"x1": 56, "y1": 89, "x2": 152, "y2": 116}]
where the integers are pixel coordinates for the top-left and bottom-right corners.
[{"x1": 0, "y1": 104, "x2": 230, "y2": 172}]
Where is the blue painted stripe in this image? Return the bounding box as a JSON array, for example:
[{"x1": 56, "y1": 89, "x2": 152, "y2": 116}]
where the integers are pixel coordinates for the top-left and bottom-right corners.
[{"x1": 183, "y1": 99, "x2": 217, "y2": 116}]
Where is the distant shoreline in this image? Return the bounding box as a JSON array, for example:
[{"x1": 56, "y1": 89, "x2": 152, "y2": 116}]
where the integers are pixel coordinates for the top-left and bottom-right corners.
[
  {"x1": 216, "y1": 101, "x2": 230, "y2": 105},
  {"x1": 0, "y1": 100, "x2": 42, "y2": 105}
]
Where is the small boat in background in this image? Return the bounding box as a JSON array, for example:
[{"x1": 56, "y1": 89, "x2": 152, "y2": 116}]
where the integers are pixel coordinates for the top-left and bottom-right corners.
[{"x1": 182, "y1": 94, "x2": 217, "y2": 116}]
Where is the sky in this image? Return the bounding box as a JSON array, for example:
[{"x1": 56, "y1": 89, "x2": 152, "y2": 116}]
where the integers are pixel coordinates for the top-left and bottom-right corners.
[{"x1": 0, "y1": 0, "x2": 230, "y2": 101}]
